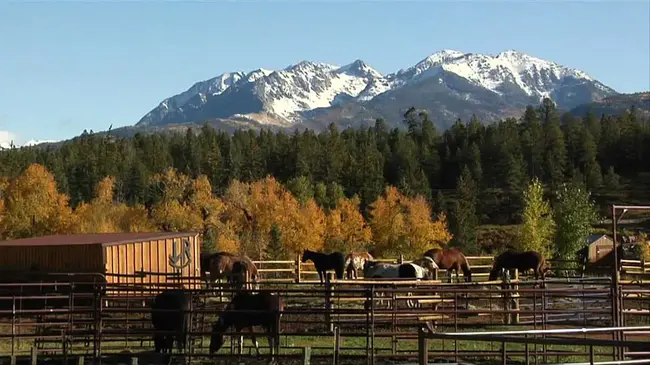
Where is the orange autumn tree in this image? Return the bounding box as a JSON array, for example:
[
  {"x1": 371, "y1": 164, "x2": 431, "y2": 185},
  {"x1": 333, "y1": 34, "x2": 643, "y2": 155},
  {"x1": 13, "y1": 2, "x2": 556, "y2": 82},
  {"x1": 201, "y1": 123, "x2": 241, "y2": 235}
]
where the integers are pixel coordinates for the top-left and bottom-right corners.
[
  {"x1": 325, "y1": 195, "x2": 372, "y2": 253},
  {"x1": 224, "y1": 176, "x2": 325, "y2": 259},
  {"x1": 187, "y1": 175, "x2": 227, "y2": 252},
  {"x1": 149, "y1": 169, "x2": 226, "y2": 251},
  {"x1": 0, "y1": 164, "x2": 74, "y2": 239},
  {"x1": 287, "y1": 198, "x2": 326, "y2": 255},
  {"x1": 150, "y1": 168, "x2": 201, "y2": 232},
  {"x1": 73, "y1": 176, "x2": 154, "y2": 233},
  {"x1": 368, "y1": 186, "x2": 452, "y2": 258}
]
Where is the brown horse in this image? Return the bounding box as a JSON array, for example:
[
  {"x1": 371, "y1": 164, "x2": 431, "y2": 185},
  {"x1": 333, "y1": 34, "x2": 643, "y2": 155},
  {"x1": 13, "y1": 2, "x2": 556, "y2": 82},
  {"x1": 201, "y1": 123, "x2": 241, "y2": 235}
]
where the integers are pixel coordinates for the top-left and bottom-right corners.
[
  {"x1": 210, "y1": 291, "x2": 284, "y2": 365},
  {"x1": 201, "y1": 252, "x2": 259, "y2": 291},
  {"x1": 423, "y1": 248, "x2": 472, "y2": 282},
  {"x1": 344, "y1": 252, "x2": 374, "y2": 279},
  {"x1": 488, "y1": 250, "x2": 549, "y2": 282}
]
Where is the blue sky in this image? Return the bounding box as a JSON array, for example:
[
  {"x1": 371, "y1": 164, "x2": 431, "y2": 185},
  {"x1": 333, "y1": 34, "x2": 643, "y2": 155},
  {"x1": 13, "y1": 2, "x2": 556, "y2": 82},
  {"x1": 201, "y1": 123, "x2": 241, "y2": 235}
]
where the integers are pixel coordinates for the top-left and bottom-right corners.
[{"x1": 0, "y1": 1, "x2": 648, "y2": 145}]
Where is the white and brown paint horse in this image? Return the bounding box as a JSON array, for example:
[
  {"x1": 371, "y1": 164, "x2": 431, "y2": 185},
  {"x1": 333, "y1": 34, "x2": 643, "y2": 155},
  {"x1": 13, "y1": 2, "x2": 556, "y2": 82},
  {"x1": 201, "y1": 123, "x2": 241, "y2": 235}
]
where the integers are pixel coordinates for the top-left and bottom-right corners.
[
  {"x1": 362, "y1": 257, "x2": 439, "y2": 308},
  {"x1": 344, "y1": 251, "x2": 374, "y2": 279}
]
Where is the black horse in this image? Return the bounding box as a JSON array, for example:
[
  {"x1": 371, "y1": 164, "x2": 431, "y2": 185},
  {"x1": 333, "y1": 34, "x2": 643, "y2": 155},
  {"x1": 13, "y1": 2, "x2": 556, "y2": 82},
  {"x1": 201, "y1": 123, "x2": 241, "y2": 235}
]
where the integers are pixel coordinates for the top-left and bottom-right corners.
[
  {"x1": 488, "y1": 250, "x2": 550, "y2": 281},
  {"x1": 210, "y1": 291, "x2": 284, "y2": 365},
  {"x1": 301, "y1": 250, "x2": 345, "y2": 284},
  {"x1": 151, "y1": 289, "x2": 191, "y2": 357}
]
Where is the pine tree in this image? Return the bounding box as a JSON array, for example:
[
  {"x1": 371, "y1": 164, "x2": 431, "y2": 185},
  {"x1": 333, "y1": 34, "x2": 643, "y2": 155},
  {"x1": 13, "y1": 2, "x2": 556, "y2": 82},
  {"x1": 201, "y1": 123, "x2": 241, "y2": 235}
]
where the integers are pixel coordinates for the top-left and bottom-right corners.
[
  {"x1": 451, "y1": 167, "x2": 478, "y2": 253},
  {"x1": 265, "y1": 224, "x2": 286, "y2": 260},
  {"x1": 603, "y1": 166, "x2": 621, "y2": 190}
]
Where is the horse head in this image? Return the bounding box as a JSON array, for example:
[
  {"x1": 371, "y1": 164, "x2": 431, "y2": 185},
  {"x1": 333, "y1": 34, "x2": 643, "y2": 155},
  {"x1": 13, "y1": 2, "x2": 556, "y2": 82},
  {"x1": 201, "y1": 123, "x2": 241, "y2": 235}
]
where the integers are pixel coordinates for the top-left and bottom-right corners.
[
  {"x1": 488, "y1": 267, "x2": 501, "y2": 281},
  {"x1": 301, "y1": 250, "x2": 313, "y2": 263}
]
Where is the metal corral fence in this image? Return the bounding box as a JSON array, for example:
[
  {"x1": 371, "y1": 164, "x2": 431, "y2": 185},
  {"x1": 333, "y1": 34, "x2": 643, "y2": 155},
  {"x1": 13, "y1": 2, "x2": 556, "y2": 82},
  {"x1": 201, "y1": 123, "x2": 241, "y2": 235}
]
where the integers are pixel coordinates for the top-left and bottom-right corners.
[
  {"x1": 0, "y1": 272, "x2": 648, "y2": 365},
  {"x1": 256, "y1": 255, "x2": 649, "y2": 284},
  {"x1": 255, "y1": 255, "x2": 496, "y2": 283}
]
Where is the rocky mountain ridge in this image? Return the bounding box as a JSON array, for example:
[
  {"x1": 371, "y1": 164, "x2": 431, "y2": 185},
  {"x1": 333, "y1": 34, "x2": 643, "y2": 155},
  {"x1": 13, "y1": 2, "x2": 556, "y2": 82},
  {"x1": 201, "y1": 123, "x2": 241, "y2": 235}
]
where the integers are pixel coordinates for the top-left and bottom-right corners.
[{"x1": 136, "y1": 49, "x2": 617, "y2": 131}]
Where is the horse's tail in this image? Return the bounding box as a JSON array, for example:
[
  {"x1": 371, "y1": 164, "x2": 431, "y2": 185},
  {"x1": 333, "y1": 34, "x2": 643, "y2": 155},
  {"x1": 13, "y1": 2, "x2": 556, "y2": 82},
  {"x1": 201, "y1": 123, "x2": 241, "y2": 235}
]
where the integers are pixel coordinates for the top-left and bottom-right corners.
[{"x1": 461, "y1": 259, "x2": 472, "y2": 282}]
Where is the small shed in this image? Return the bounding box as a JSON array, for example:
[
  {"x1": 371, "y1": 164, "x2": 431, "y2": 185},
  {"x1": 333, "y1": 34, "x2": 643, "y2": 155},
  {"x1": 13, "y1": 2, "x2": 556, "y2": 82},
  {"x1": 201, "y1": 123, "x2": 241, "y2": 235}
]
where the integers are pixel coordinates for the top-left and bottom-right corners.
[
  {"x1": 579, "y1": 234, "x2": 615, "y2": 264},
  {"x1": 0, "y1": 232, "x2": 201, "y2": 294}
]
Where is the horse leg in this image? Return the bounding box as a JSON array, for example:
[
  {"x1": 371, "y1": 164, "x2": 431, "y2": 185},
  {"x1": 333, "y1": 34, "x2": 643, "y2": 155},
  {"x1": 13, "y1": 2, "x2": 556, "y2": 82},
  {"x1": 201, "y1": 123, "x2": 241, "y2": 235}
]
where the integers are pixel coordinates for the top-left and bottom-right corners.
[
  {"x1": 266, "y1": 331, "x2": 276, "y2": 365},
  {"x1": 247, "y1": 326, "x2": 260, "y2": 356}
]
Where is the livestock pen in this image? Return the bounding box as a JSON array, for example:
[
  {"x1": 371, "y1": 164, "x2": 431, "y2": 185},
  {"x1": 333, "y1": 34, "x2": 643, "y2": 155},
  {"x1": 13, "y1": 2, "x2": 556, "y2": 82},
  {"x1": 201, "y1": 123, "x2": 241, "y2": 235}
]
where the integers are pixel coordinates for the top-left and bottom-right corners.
[
  {"x1": 0, "y1": 271, "x2": 648, "y2": 365},
  {"x1": 1, "y1": 224, "x2": 649, "y2": 364}
]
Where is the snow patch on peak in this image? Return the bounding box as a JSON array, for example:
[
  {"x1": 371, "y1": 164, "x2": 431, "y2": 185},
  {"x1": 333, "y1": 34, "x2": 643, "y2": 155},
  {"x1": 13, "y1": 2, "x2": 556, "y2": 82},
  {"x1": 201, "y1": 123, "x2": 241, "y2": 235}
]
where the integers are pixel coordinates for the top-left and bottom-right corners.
[
  {"x1": 135, "y1": 49, "x2": 616, "y2": 128},
  {"x1": 337, "y1": 60, "x2": 383, "y2": 79},
  {"x1": 23, "y1": 139, "x2": 57, "y2": 147},
  {"x1": 389, "y1": 49, "x2": 600, "y2": 98}
]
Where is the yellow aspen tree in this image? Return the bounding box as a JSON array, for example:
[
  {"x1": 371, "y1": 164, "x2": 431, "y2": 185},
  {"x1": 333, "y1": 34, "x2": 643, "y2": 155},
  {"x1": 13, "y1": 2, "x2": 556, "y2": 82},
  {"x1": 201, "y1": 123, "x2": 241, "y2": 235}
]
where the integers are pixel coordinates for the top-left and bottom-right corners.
[
  {"x1": 149, "y1": 168, "x2": 202, "y2": 232},
  {"x1": 368, "y1": 186, "x2": 406, "y2": 257},
  {"x1": 73, "y1": 176, "x2": 121, "y2": 233},
  {"x1": 288, "y1": 198, "x2": 326, "y2": 254},
  {"x1": 369, "y1": 186, "x2": 452, "y2": 258},
  {"x1": 188, "y1": 175, "x2": 227, "y2": 251},
  {"x1": 325, "y1": 196, "x2": 372, "y2": 253},
  {"x1": 403, "y1": 195, "x2": 453, "y2": 255},
  {"x1": 0, "y1": 164, "x2": 74, "y2": 239}
]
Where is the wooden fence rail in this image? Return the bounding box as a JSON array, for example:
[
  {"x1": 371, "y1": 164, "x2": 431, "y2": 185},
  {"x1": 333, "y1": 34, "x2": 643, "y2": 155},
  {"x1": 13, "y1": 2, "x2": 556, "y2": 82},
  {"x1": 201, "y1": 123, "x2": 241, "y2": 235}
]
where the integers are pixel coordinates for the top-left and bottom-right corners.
[{"x1": 252, "y1": 255, "x2": 496, "y2": 283}]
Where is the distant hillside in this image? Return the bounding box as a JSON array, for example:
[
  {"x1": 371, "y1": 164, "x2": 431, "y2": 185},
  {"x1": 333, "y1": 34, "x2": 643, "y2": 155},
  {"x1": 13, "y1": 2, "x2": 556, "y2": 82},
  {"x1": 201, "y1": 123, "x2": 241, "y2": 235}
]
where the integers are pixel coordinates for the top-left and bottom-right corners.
[{"x1": 570, "y1": 92, "x2": 650, "y2": 117}]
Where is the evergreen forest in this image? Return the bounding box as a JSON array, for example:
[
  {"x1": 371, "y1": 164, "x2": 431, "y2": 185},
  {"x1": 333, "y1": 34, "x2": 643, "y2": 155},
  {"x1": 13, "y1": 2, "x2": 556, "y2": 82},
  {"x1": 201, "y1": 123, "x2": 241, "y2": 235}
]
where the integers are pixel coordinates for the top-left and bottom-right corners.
[{"x1": 1, "y1": 98, "x2": 649, "y2": 260}]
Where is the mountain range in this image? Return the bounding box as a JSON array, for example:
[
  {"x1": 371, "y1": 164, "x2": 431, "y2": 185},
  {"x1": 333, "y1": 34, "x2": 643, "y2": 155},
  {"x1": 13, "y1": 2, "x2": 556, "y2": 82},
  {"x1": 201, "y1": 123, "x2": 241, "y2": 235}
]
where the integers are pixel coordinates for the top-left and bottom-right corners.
[{"x1": 135, "y1": 49, "x2": 618, "y2": 132}]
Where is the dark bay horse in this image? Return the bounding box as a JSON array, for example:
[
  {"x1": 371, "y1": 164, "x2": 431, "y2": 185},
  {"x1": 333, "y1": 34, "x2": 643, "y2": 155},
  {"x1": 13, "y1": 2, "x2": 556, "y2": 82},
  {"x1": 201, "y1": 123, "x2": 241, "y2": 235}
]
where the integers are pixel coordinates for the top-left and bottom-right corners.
[
  {"x1": 344, "y1": 251, "x2": 374, "y2": 279},
  {"x1": 209, "y1": 291, "x2": 284, "y2": 365},
  {"x1": 202, "y1": 252, "x2": 259, "y2": 291},
  {"x1": 488, "y1": 250, "x2": 549, "y2": 281},
  {"x1": 151, "y1": 289, "x2": 191, "y2": 359},
  {"x1": 301, "y1": 250, "x2": 345, "y2": 284},
  {"x1": 423, "y1": 248, "x2": 472, "y2": 282}
]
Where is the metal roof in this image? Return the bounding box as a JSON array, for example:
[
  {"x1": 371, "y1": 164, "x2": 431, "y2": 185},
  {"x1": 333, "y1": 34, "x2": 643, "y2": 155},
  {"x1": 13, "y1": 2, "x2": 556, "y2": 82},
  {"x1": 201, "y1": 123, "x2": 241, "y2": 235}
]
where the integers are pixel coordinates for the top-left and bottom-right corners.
[
  {"x1": 586, "y1": 234, "x2": 613, "y2": 245},
  {"x1": 0, "y1": 232, "x2": 199, "y2": 247}
]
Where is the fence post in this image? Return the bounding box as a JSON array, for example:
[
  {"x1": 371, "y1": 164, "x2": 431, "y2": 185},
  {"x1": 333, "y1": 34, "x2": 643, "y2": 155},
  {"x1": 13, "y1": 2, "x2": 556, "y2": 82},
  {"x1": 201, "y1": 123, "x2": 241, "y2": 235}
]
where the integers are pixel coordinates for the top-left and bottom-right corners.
[
  {"x1": 417, "y1": 327, "x2": 428, "y2": 365},
  {"x1": 501, "y1": 269, "x2": 511, "y2": 325},
  {"x1": 325, "y1": 273, "x2": 333, "y2": 332},
  {"x1": 30, "y1": 346, "x2": 37, "y2": 365},
  {"x1": 333, "y1": 326, "x2": 341, "y2": 365},
  {"x1": 295, "y1": 254, "x2": 302, "y2": 283},
  {"x1": 511, "y1": 269, "x2": 520, "y2": 325},
  {"x1": 302, "y1": 346, "x2": 311, "y2": 365}
]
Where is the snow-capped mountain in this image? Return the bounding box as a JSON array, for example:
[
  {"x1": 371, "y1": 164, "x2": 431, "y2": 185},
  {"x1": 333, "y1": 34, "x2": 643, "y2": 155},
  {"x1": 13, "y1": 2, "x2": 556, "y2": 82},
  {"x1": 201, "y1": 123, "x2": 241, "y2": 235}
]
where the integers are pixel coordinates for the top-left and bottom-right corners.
[{"x1": 136, "y1": 49, "x2": 618, "y2": 130}]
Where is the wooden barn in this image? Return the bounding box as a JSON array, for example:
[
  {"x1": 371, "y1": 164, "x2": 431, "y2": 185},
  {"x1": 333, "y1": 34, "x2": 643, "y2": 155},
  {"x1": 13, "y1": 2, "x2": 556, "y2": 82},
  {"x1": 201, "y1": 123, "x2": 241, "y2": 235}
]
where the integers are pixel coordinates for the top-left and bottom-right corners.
[
  {"x1": 579, "y1": 234, "x2": 615, "y2": 264},
  {"x1": 0, "y1": 232, "x2": 202, "y2": 294}
]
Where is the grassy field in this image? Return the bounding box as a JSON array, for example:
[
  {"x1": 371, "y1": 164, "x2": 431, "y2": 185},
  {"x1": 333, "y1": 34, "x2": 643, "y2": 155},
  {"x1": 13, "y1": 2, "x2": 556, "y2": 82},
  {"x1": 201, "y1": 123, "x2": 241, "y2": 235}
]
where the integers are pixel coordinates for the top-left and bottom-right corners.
[{"x1": 0, "y1": 322, "x2": 619, "y2": 365}]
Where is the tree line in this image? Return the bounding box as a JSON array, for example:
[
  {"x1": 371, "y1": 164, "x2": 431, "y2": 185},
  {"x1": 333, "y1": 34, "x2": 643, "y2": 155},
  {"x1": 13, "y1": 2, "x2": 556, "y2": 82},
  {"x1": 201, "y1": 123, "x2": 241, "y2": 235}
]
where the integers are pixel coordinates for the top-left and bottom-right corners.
[
  {"x1": 0, "y1": 98, "x2": 648, "y2": 258},
  {"x1": 0, "y1": 164, "x2": 452, "y2": 259}
]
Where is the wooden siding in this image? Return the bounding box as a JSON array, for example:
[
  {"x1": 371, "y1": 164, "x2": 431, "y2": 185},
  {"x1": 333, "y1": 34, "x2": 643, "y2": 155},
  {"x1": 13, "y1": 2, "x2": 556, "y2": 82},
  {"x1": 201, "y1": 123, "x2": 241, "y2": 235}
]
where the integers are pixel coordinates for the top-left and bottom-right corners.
[
  {"x1": 0, "y1": 244, "x2": 105, "y2": 282},
  {"x1": 0, "y1": 244, "x2": 104, "y2": 272},
  {"x1": 588, "y1": 236, "x2": 614, "y2": 263},
  {"x1": 104, "y1": 234, "x2": 201, "y2": 295}
]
